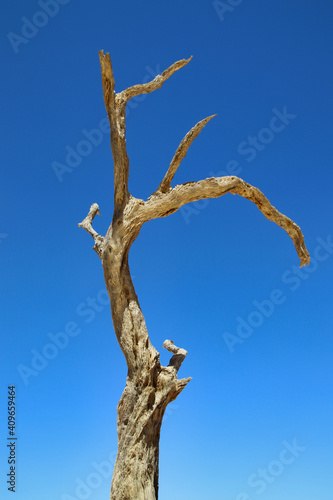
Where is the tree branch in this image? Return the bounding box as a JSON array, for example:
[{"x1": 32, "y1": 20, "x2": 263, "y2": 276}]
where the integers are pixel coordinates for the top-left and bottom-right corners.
[
  {"x1": 118, "y1": 57, "x2": 193, "y2": 106},
  {"x1": 98, "y1": 51, "x2": 116, "y2": 117},
  {"x1": 99, "y1": 51, "x2": 129, "y2": 208},
  {"x1": 163, "y1": 339, "x2": 188, "y2": 373},
  {"x1": 143, "y1": 176, "x2": 310, "y2": 267},
  {"x1": 78, "y1": 203, "x2": 104, "y2": 258},
  {"x1": 158, "y1": 115, "x2": 217, "y2": 193}
]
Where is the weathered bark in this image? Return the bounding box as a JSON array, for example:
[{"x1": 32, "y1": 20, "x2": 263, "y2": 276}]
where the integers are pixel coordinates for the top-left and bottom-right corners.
[{"x1": 79, "y1": 52, "x2": 310, "y2": 500}]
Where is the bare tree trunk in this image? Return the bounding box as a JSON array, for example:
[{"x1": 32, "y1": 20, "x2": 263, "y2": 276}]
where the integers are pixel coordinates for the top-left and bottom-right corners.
[
  {"x1": 110, "y1": 328, "x2": 182, "y2": 500},
  {"x1": 78, "y1": 52, "x2": 310, "y2": 500},
  {"x1": 100, "y1": 217, "x2": 189, "y2": 499}
]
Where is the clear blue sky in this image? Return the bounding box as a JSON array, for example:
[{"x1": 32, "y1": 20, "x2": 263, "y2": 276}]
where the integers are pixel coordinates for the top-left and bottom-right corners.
[{"x1": 1, "y1": 1, "x2": 332, "y2": 499}]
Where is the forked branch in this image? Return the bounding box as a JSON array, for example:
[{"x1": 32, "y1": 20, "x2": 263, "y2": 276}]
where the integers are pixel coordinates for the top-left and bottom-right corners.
[
  {"x1": 98, "y1": 52, "x2": 193, "y2": 210},
  {"x1": 89, "y1": 53, "x2": 310, "y2": 272}
]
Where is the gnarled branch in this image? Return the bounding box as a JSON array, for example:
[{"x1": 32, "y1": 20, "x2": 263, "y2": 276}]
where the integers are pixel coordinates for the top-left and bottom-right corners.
[
  {"x1": 143, "y1": 176, "x2": 310, "y2": 267},
  {"x1": 158, "y1": 115, "x2": 217, "y2": 193},
  {"x1": 118, "y1": 57, "x2": 192, "y2": 107},
  {"x1": 163, "y1": 339, "x2": 188, "y2": 373},
  {"x1": 78, "y1": 203, "x2": 104, "y2": 258}
]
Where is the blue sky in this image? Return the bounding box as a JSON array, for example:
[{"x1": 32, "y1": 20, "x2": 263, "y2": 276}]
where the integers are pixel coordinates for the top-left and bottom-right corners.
[{"x1": 1, "y1": 1, "x2": 332, "y2": 499}]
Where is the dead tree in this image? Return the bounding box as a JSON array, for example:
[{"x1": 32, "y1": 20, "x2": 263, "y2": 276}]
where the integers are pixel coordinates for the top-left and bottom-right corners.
[{"x1": 79, "y1": 51, "x2": 310, "y2": 500}]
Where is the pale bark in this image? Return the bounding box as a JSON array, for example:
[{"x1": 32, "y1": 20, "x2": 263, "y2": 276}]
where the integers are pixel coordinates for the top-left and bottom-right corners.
[{"x1": 79, "y1": 52, "x2": 310, "y2": 500}]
